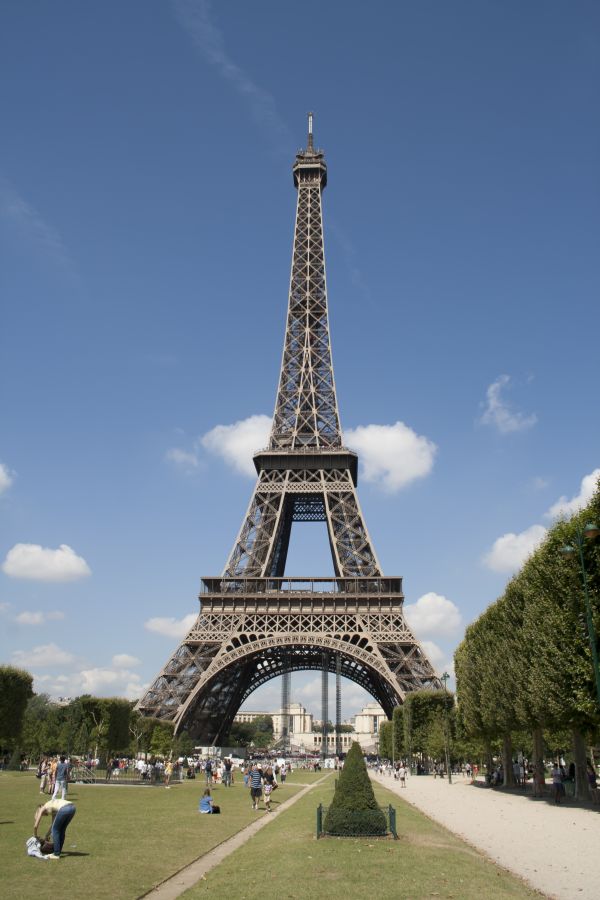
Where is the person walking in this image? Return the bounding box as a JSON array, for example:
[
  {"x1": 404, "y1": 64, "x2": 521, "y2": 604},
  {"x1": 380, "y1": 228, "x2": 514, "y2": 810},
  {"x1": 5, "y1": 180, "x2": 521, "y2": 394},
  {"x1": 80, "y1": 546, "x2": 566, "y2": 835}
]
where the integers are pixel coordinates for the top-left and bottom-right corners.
[
  {"x1": 223, "y1": 757, "x2": 232, "y2": 787},
  {"x1": 249, "y1": 764, "x2": 263, "y2": 811},
  {"x1": 33, "y1": 797, "x2": 76, "y2": 859},
  {"x1": 164, "y1": 759, "x2": 173, "y2": 788},
  {"x1": 551, "y1": 762, "x2": 563, "y2": 804},
  {"x1": 52, "y1": 755, "x2": 69, "y2": 800},
  {"x1": 204, "y1": 758, "x2": 213, "y2": 786},
  {"x1": 38, "y1": 757, "x2": 49, "y2": 795}
]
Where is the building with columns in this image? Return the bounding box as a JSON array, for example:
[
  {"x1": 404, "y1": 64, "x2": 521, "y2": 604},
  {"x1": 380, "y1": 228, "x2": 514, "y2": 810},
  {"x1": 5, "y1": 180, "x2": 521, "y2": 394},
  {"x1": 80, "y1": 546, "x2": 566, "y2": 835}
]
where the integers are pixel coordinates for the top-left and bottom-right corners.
[{"x1": 234, "y1": 701, "x2": 387, "y2": 754}]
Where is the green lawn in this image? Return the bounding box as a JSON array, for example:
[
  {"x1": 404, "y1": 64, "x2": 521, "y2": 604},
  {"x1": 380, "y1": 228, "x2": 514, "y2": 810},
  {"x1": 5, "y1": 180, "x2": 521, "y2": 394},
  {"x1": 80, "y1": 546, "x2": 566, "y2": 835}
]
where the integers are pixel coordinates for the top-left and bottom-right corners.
[
  {"x1": 0, "y1": 770, "x2": 303, "y2": 899},
  {"x1": 182, "y1": 777, "x2": 540, "y2": 900}
]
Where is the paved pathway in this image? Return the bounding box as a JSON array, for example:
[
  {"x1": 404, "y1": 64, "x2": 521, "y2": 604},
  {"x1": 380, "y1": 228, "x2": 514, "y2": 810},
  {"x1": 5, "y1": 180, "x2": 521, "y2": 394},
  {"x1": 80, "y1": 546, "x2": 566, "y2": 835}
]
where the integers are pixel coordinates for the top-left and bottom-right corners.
[
  {"x1": 372, "y1": 771, "x2": 600, "y2": 900},
  {"x1": 141, "y1": 777, "x2": 328, "y2": 900}
]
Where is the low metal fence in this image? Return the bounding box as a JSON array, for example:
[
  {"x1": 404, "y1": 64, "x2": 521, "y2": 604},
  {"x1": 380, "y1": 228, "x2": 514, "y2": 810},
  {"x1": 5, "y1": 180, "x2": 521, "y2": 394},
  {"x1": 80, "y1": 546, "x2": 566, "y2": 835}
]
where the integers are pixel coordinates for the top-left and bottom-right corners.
[{"x1": 316, "y1": 803, "x2": 397, "y2": 839}]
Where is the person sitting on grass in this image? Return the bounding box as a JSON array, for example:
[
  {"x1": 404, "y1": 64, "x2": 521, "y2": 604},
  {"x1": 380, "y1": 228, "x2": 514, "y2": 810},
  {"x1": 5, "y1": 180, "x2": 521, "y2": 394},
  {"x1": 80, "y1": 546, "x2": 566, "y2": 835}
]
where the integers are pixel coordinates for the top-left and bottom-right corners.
[{"x1": 198, "y1": 788, "x2": 220, "y2": 814}]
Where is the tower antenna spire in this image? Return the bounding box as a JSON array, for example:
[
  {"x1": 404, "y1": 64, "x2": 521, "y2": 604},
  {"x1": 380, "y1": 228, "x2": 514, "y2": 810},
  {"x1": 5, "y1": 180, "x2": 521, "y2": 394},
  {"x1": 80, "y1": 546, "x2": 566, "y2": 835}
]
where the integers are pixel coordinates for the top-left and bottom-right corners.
[{"x1": 307, "y1": 111, "x2": 314, "y2": 152}]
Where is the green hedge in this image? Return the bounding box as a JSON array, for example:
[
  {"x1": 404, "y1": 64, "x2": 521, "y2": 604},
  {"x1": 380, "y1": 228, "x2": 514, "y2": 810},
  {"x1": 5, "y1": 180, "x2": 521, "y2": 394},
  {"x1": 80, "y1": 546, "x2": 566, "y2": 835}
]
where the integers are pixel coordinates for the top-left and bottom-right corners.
[{"x1": 323, "y1": 742, "x2": 387, "y2": 836}]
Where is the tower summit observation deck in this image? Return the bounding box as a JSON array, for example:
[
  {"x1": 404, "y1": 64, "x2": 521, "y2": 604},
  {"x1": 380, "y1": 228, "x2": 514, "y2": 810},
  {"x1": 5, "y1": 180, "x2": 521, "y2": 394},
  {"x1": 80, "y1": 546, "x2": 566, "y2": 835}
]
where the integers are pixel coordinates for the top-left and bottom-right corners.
[{"x1": 137, "y1": 116, "x2": 439, "y2": 743}]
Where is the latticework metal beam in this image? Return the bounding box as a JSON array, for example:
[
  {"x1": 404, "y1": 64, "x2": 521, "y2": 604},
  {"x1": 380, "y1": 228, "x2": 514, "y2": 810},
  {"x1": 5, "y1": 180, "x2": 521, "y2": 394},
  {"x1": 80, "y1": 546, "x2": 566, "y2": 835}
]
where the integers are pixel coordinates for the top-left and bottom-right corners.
[{"x1": 137, "y1": 117, "x2": 440, "y2": 742}]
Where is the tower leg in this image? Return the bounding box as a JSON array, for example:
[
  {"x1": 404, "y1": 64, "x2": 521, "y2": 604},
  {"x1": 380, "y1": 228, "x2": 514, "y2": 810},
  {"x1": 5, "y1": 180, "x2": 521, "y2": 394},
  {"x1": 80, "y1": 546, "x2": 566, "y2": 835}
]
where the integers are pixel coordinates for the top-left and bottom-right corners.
[
  {"x1": 321, "y1": 653, "x2": 329, "y2": 761},
  {"x1": 281, "y1": 669, "x2": 291, "y2": 754},
  {"x1": 335, "y1": 652, "x2": 342, "y2": 757}
]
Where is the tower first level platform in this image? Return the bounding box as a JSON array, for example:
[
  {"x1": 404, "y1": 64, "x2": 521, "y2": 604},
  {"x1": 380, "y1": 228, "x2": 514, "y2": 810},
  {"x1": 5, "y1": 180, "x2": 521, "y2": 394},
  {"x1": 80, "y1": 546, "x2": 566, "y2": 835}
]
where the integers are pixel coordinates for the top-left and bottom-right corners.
[{"x1": 138, "y1": 577, "x2": 437, "y2": 744}]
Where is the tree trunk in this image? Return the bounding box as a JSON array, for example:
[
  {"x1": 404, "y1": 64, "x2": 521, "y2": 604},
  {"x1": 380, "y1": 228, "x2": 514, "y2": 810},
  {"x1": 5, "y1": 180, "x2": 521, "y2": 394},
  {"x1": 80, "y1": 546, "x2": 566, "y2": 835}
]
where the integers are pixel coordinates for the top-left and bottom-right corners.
[
  {"x1": 503, "y1": 733, "x2": 515, "y2": 786},
  {"x1": 572, "y1": 727, "x2": 591, "y2": 801},
  {"x1": 532, "y1": 727, "x2": 545, "y2": 797}
]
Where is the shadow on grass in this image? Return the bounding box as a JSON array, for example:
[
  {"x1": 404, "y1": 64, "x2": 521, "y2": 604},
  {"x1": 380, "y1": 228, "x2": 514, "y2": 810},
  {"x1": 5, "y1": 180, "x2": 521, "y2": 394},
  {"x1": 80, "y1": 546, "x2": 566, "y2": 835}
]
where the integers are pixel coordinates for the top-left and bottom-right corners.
[{"x1": 0, "y1": 820, "x2": 15, "y2": 824}]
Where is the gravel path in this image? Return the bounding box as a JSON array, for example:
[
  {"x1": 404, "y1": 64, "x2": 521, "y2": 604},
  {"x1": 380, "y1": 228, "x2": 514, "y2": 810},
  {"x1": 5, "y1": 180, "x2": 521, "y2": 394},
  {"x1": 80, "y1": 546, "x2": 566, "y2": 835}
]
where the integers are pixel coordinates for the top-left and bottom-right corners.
[{"x1": 372, "y1": 771, "x2": 600, "y2": 899}]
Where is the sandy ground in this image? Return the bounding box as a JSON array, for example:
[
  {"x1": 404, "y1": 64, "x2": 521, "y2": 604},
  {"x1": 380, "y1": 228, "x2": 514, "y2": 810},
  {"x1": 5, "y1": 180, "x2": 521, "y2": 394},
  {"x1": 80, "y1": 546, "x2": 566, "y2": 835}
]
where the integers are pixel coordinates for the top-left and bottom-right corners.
[{"x1": 372, "y1": 771, "x2": 600, "y2": 899}]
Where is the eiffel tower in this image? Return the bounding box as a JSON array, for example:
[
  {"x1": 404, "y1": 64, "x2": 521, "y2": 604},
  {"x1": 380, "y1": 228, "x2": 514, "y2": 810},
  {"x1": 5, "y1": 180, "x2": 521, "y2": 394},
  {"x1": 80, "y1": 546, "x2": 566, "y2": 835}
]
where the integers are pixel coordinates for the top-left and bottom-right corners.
[{"x1": 137, "y1": 115, "x2": 439, "y2": 742}]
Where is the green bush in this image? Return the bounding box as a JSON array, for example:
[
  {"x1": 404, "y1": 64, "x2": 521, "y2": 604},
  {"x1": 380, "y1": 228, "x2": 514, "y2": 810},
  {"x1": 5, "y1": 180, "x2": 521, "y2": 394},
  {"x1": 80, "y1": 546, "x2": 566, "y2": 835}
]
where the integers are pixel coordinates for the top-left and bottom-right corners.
[{"x1": 323, "y1": 742, "x2": 387, "y2": 836}]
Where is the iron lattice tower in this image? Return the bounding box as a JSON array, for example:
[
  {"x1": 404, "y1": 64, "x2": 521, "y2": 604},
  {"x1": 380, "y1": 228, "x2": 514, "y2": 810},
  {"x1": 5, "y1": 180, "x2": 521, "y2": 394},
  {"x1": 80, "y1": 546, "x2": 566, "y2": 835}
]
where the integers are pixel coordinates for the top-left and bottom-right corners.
[{"x1": 137, "y1": 116, "x2": 440, "y2": 742}]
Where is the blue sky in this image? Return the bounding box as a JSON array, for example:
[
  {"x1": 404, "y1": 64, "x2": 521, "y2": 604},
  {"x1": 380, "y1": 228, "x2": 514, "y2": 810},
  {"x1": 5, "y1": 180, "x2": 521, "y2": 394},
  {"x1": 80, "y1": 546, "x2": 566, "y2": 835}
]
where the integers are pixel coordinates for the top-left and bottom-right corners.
[{"x1": 1, "y1": 1, "x2": 599, "y2": 721}]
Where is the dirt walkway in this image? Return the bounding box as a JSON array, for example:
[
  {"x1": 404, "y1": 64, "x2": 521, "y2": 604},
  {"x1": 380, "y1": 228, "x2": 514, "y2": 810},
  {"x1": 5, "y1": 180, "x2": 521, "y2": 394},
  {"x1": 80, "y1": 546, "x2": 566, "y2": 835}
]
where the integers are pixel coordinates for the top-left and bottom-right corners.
[
  {"x1": 372, "y1": 771, "x2": 599, "y2": 899},
  {"x1": 140, "y1": 777, "x2": 328, "y2": 900}
]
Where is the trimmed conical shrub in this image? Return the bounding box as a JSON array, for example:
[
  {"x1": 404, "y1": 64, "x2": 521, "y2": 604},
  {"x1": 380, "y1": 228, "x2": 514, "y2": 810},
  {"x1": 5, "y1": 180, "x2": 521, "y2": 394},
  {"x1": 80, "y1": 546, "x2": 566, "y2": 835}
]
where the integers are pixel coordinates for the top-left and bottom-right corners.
[{"x1": 323, "y1": 742, "x2": 387, "y2": 836}]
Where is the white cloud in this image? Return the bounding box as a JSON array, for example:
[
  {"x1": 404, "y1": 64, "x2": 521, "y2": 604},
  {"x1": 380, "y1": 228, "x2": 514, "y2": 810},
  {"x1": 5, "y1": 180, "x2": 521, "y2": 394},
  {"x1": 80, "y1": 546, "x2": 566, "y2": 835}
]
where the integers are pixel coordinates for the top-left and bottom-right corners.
[
  {"x1": 545, "y1": 469, "x2": 600, "y2": 520},
  {"x1": 0, "y1": 177, "x2": 75, "y2": 273},
  {"x1": 12, "y1": 642, "x2": 76, "y2": 667},
  {"x1": 531, "y1": 476, "x2": 549, "y2": 491},
  {"x1": 15, "y1": 610, "x2": 65, "y2": 626},
  {"x1": 144, "y1": 613, "x2": 197, "y2": 639},
  {"x1": 33, "y1": 667, "x2": 148, "y2": 702},
  {"x1": 344, "y1": 421, "x2": 437, "y2": 493},
  {"x1": 173, "y1": 0, "x2": 291, "y2": 149},
  {"x1": 201, "y1": 414, "x2": 271, "y2": 477},
  {"x1": 479, "y1": 375, "x2": 537, "y2": 434},
  {"x1": 404, "y1": 592, "x2": 462, "y2": 639},
  {"x1": 2, "y1": 543, "x2": 91, "y2": 582},
  {"x1": 483, "y1": 524, "x2": 547, "y2": 573},
  {"x1": 111, "y1": 653, "x2": 141, "y2": 668},
  {"x1": 165, "y1": 447, "x2": 200, "y2": 470},
  {"x1": 0, "y1": 462, "x2": 14, "y2": 494},
  {"x1": 419, "y1": 639, "x2": 446, "y2": 672}
]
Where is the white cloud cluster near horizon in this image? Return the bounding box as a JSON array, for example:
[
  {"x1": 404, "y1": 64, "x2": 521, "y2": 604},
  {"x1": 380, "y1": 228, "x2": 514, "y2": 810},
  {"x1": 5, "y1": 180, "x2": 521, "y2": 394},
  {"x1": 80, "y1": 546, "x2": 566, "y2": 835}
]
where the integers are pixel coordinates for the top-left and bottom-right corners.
[
  {"x1": 483, "y1": 467, "x2": 600, "y2": 575},
  {"x1": 2, "y1": 543, "x2": 91, "y2": 582},
  {"x1": 144, "y1": 612, "x2": 197, "y2": 639},
  {"x1": 545, "y1": 468, "x2": 600, "y2": 519},
  {"x1": 344, "y1": 422, "x2": 437, "y2": 493},
  {"x1": 404, "y1": 592, "x2": 462, "y2": 639},
  {"x1": 480, "y1": 374, "x2": 537, "y2": 434},
  {"x1": 34, "y1": 667, "x2": 147, "y2": 702},
  {"x1": 483, "y1": 523, "x2": 548, "y2": 573},
  {"x1": 10, "y1": 642, "x2": 147, "y2": 701},
  {"x1": 0, "y1": 461, "x2": 15, "y2": 494},
  {"x1": 12, "y1": 642, "x2": 76, "y2": 668}
]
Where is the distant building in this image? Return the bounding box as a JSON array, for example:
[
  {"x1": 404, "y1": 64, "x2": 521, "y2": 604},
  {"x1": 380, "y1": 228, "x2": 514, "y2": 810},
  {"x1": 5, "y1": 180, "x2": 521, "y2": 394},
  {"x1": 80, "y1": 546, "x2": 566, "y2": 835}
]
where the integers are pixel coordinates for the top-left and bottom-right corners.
[
  {"x1": 234, "y1": 710, "x2": 271, "y2": 725},
  {"x1": 235, "y1": 701, "x2": 387, "y2": 754}
]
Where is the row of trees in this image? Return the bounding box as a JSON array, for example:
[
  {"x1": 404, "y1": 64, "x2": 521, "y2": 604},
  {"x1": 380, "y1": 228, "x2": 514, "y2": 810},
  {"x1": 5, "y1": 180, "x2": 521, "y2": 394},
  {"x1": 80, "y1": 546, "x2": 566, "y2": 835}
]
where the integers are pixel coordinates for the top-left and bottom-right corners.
[
  {"x1": 0, "y1": 672, "x2": 194, "y2": 764},
  {"x1": 378, "y1": 690, "x2": 457, "y2": 764},
  {"x1": 224, "y1": 715, "x2": 274, "y2": 747},
  {"x1": 455, "y1": 482, "x2": 600, "y2": 798}
]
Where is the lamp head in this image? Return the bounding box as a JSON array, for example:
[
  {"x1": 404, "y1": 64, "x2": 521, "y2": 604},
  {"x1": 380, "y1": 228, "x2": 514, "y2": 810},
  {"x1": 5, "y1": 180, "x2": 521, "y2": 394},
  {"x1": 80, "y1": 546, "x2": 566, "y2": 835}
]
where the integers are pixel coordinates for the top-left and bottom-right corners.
[
  {"x1": 583, "y1": 522, "x2": 600, "y2": 540},
  {"x1": 559, "y1": 544, "x2": 576, "y2": 556}
]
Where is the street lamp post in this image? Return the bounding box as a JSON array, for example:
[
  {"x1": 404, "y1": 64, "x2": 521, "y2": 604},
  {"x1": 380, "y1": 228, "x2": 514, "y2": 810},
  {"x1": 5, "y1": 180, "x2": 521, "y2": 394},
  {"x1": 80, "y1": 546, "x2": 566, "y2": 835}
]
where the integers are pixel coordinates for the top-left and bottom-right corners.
[
  {"x1": 441, "y1": 671, "x2": 452, "y2": 785},
  {"x1": 560, "y1": 521, "x2": 600, "y2": 711}
]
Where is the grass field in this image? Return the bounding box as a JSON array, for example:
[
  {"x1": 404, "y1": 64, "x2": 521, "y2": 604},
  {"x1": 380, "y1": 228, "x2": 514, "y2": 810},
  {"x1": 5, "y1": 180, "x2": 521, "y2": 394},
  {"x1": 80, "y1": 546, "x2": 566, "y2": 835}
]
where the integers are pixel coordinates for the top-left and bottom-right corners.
[
  {"x1": 182, "y1": 777, "x2": 540, "y2": 900},
  {"x1": 0, "y1": 769, "x2": 305, "y2": 899}
]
